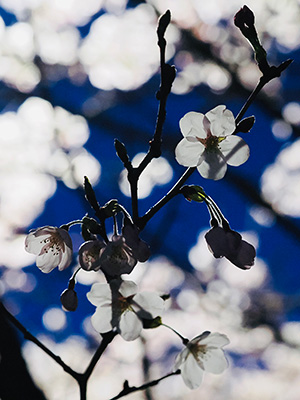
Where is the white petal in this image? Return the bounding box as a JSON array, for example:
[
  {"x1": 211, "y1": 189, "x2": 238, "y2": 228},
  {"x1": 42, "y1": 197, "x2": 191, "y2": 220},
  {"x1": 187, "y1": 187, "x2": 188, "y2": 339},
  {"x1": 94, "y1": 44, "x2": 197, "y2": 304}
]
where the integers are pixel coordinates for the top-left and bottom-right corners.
[
  {"x1": 197, "y1": 151, "x2": 227, "y2": 180},
  {"x1": 25, "y1": 233, "x2": 49, "y2": 255},
  {"x1": 201, "y1": 348, "x2": 228, "y2": 374},
  {"x1": 87, "y1": 283, "x2": 112, "y2": 306},
  {"x1": 174, "y1": 347, "x2": 190, "y2": 371},
  {"x1": 91, "y1": 306, "x2": 113, "y2": 333},
  {"x1": 219, "y1": 136, "x2": 249, "y2": 166},
  {"x1": 175, "y1": 139, "x2": 204, "y2": 167},
  {"x1": 206, "y1": 106, "x2": 235, "y2": 137},
  {"x1": 199, "y1": 332, "x2": 230, "y2": 348},
  {"x1": 132, "y1": 292, "x2": 164, "y2": 319},
  {"x1": 181, "y1": 353, "x2": 204, "y2": 389},
  {"x1": 119, "y1": 309, "x2": 142, "y2": 341},
  {"x1": 58, "y1": 246, "x2": 72, "y2": 271},
  {"x1": 118, "y1": 280, "x2": 138, "y2": 298},
  {"x1": 179, "y1": 111, "x2": 206, "y2": 138},
  {"x1": 36, "y1": 252, "x2": 60, "y2": 273}
]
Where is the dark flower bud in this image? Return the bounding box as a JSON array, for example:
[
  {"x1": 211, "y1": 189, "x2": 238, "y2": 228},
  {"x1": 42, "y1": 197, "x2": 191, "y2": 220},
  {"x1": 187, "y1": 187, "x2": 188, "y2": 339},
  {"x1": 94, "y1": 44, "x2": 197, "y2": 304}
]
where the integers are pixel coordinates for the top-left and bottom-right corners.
[
  {"x1": 60, "y1": 288, "x2": 78, "y2": 311},
  {"x1": 180, "y1": 185, "x2": 206, "y2": 203},
  {"x1": 234, "y1": 5, "x2": 255, "y2": 29},
  {"x1": 142, "y1": 316, "x2": 162, "y2": 329},
  {"x1": 235, "y1": 116, "x2": 255, "y2": 133},
  {"x1": 114, "y1": 139, "x2": 130, "y2": 167}
]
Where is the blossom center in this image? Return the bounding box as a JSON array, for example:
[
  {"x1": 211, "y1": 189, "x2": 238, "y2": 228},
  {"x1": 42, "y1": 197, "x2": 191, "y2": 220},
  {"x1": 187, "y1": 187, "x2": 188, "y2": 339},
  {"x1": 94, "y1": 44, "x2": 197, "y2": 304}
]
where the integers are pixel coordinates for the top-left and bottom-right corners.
[
  {"x1": 197, "y1": 134, "x2": 225, "y2": 153},
  {"x1": 189, "y1": 342, "x2": 208, "y2": 362},
  {"x1": 115, "y1": 294, "x2": 134, "y2": 313},
  {"x1": 40, "y1": 232, "x2": 64, "y2": 256}
]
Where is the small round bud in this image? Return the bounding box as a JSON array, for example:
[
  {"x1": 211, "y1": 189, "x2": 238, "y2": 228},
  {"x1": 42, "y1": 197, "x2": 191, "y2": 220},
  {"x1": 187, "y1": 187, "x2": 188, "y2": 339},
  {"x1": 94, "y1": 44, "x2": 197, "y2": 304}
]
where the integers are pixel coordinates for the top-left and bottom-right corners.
[{"x1": 60, "y1": 288, "x2": 78, "y2": 311}]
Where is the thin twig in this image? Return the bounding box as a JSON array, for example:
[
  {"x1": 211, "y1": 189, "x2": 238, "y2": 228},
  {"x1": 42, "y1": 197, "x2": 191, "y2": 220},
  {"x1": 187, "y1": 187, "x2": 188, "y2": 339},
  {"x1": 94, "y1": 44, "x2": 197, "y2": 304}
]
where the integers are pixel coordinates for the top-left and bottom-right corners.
[{"x1": 108, "y1": 370, "x2": 181, "y2": 400}]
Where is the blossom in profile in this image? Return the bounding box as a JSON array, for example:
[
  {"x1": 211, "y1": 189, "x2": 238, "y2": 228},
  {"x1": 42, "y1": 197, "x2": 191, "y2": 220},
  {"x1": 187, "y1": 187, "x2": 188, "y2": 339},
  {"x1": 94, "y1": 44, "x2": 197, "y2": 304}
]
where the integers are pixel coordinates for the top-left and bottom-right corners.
[
  {"x1": 87, "y1": 279, "x2": 164, "y2": 341},
  {"x1": 25, "y1": 226, "x2": 73, "y2": 273},
  {"x1": 174, "y1": 331, "x2": 230, "y2": 389},
  {"x1": 205, "y1": 226, "x2": 256, "y2": 270},
  {"x1": 175, "y1": 105, "x2": 249, "y2": 180}
]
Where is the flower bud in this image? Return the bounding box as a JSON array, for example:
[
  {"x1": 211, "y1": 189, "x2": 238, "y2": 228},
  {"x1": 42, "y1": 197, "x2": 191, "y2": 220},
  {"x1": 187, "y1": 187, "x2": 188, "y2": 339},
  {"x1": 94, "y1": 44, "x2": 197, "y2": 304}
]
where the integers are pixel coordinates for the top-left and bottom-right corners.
[
  {"x1": 60, "y1": 288, "x2": 78, "y2": 311},
  {"x1": 234, "y1": 5, "x2": 255, "y2": 29}
]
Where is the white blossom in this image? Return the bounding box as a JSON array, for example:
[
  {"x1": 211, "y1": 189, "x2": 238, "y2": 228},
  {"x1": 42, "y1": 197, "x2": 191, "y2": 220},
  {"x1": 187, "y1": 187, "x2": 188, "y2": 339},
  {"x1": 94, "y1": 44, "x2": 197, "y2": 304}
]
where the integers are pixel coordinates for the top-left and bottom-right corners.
[
  {"x1": 174, "y1": 331, "x2": 230, "y2": 389},
  {"x1": 175, "y1": 105, "x2": 249, "y2": 180},
  {"x1": 25, "y1": 226, "x2": 73, "y2": 273},
  {"x1": 87, "y1": 279, "x2": 164, "y2": 341}
]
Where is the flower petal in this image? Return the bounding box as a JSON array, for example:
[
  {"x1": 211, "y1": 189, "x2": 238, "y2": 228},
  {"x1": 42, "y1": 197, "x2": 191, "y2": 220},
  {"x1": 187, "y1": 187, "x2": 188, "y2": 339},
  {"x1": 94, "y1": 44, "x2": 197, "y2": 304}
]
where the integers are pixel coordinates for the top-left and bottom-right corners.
[
  {"x1": 132, "y1": 292, "x2": 164, "y2": 319},
  {"x1": 58, "y1": 245, "x2": 72, "y2": 271},
  {"x1": 205, "y1": 105, "x2": 235, "y2": 137},
  {"x1": 119, "y1": 309, "x2": 142, "y2": 341},
  {"x1": 57, "y1": 228, "x2": 73, "y2": 251},
  {"x1": 205, "y1": 227, "x2": 230, "y2": 258},
  {"x1": 174, "y1": 347, "x2": 190, "y2": 371},
  {"x1": 25, "y1": 233, "x2": 49, "y2": 255},
  {"x1": 91, "y1": 305, "x2": 113, "y2": 333},
  {"x1": 197, "y1": 151, "x2": 227, "y2": 180},
  {"x1": 175, "y1": 139, "x2": 204, "y2": 167},
  {"x1": 219, "y1": 136, "x2": 249, "y2": 166},
  {"x1": 198, "y1": 332, "x2": 230, "y2": 348},
  {"x1": 118, "y1": 280, "x2": 138, "y2": 298},
  {"x1": 36, "y1": 252, "x2": 61, "y2": 273},
  {"x1": 180, "y1": 353, "x2": 204, "y2": 389},
  {"x1": 179, "y1": 111, "x2": 206, "y2": 138},
  {"x1": 226, "y1": 240, "x2": 256, "y2": 270},
  {"x1": 201, "y1": 348, "x2": 228, "y2": 374},
  {"x1": 87, "y1": 283, "x2": 112, "y2": 306}
]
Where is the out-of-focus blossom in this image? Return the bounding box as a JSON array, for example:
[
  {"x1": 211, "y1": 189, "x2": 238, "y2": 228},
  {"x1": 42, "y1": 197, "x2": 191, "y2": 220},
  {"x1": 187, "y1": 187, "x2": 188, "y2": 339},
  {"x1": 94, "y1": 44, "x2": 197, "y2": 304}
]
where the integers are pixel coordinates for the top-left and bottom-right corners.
[
  {"x1": 87, "y1": 279, "x2": 164, "y2": 341},
  {"x1": 79, "y1": 239, "x2": 106, "y2": 271},
  {"x1": 205, "y1": 226, "x2": 256, "y2": 270},
  {"x1": 25, "y1": 226, "x2": 73, "y2": 273},
  {"x1": 175, "y1": 106, "x2": 249, "y2": 180},
  {"x1": 174, "y1": 331, "x2": 229, "y2": 389},
  {"x1": 79, "y1": 5, "x2": 178, "y2": 91},
  {"x1": 119, "y1": 152, "x2": 173, "y2": 199}
]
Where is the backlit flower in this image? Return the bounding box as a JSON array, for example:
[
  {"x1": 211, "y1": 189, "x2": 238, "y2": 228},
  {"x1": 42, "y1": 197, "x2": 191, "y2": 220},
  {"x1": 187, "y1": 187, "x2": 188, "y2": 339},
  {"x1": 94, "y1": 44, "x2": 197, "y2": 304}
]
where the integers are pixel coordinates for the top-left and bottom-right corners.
[
  {"x1": 99, "y1": 235, "x2": 137, "y2": 276},
  {"x1": 174, "y1": 331, "x2": 230, "y2": 389},
  {"x1": 175, "y1": 105, "x2": 250, "y2": 180},
  {"x1": 25, "y1": 226, "x2": 73, "y2": 273},
  {"x1": 78, "y1": 239, "x2": 106, "y2": 271},
  {"x1": 205, "y1": 226, "x2": 256, "y2": 270},
  {"x1": 87, "y1": 279, "x2": 164, "y2": 341}
]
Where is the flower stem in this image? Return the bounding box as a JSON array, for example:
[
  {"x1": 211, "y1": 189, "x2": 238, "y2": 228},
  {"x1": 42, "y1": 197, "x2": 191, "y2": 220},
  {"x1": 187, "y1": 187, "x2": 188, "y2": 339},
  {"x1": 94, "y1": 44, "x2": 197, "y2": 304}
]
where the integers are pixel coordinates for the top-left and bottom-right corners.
[
  {"x1": 235, "y1": 77, "x2": 265, "y2": 124},
  {"x1": 137, "y1": 167, "x2": 196, "y2": 230},
  {"x1": 161, "y1": 323, "x2": 189, "y2": 345}
]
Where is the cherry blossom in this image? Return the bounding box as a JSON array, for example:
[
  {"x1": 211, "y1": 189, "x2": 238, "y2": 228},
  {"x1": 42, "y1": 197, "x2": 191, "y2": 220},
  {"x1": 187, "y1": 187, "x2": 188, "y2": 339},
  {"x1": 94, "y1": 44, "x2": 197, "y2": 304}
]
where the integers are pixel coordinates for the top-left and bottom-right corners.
[
  {"x1": 98, "y1": 235, "x2": 138, "y2": 276},
  {"x1": 78, "y1": 239, "x2": 106, "y2": 271},
  {"x1": 205, "y1": 226, "x2": 256, "y2": 270},
  {"x1": 175, "y1": 105, "x2": 250, "y2": 180},
  {"x1": 25, "y1": 226, "x2": 73, "y2": 273},
  {"x1": 78, "y1": 223, "x2": 150, "y2": 276},
  {"x1": 87, "y1": 279, "x2": 165, "y2": 341},
  {"x1": 174, "y1": 331, "x2": 230, "y2": 389}
]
